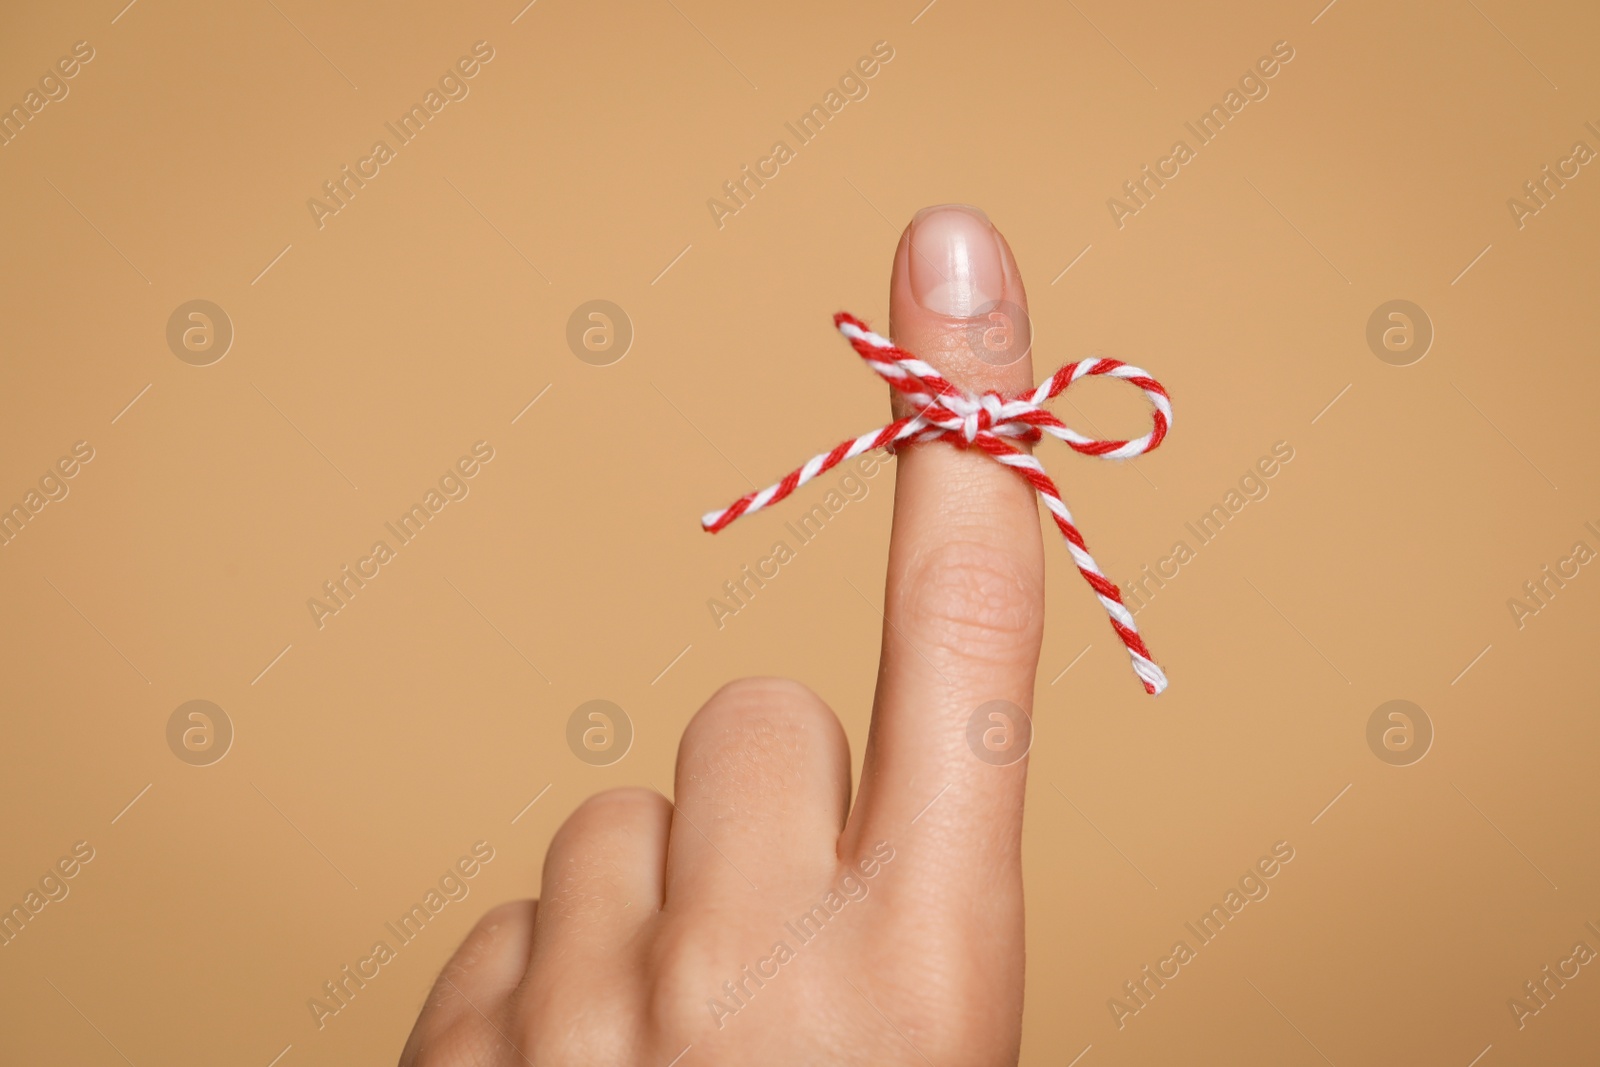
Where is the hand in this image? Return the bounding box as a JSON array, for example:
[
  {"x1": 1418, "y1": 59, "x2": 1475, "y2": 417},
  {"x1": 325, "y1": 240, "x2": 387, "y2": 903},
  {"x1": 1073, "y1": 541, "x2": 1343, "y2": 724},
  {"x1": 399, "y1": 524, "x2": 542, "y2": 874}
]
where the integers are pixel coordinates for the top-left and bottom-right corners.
[{"x1": 401, "y1": 204, "x2": 1045, "y2": 1066}]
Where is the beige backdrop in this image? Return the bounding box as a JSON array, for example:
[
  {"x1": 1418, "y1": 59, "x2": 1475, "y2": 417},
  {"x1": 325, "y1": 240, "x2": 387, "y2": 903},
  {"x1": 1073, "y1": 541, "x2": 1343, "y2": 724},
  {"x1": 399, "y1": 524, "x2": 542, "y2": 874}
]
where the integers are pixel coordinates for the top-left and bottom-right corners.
[{"x1": 2, "y1": 0, "x2": 1598, "y2": 1064}]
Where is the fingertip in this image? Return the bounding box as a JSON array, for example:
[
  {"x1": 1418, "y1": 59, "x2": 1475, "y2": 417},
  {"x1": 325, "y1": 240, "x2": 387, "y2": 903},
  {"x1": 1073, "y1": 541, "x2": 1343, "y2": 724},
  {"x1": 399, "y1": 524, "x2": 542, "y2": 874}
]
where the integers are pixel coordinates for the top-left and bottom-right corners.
[
  {"x1": 906, "y1": 203, "x2": 1002, "y2": 317},
  {"x1": 889, "y1": 204, "x2": 1033, "y2": 402}
]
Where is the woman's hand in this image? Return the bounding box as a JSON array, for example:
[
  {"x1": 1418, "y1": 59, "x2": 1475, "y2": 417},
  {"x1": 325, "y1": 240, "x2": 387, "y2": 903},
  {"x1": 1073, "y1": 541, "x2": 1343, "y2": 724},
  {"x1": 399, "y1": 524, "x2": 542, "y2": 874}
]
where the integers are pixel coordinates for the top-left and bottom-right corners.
[{"x1": 401, "y1": 204, "x2": 1044, "y2": 1066}]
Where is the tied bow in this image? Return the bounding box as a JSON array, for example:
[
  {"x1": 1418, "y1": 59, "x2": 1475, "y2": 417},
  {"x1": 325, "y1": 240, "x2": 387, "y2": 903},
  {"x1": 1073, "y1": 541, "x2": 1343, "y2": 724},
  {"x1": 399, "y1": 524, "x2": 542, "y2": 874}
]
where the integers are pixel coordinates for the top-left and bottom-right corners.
[{"x1": 702, "y1": 313, "x2": 1173, "y2": 695}]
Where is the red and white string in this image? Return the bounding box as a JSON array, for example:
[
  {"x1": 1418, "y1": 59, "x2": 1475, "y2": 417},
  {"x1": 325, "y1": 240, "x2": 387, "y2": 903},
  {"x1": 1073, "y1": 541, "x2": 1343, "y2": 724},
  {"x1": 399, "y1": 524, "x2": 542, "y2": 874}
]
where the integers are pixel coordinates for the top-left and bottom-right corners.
[{"x1": 702, "y1": 312, "x2": 1173, "y2": 696}]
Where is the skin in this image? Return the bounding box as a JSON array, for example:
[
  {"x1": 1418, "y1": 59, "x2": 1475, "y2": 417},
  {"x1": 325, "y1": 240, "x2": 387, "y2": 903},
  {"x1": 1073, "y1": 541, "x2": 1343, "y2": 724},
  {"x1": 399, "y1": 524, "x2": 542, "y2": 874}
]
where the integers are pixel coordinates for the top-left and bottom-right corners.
[{"x1": 401, "y1": 204, "x2": 1044, "y2": 1066}]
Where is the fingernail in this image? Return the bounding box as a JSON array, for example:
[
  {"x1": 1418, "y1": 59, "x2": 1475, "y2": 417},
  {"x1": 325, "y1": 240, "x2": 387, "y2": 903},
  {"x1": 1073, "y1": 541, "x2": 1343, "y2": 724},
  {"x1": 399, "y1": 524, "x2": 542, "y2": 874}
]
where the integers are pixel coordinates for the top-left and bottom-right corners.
[{"x1": 908, "y1": 204, "x2": 1004, "y2": 318}]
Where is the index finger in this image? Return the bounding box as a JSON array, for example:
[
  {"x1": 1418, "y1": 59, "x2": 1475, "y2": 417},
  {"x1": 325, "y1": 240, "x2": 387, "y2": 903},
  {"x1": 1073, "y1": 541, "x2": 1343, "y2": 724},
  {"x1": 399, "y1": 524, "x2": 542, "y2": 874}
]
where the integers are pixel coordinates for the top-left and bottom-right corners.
[{"x1": 842, "y1": 205, "x2": 1044, "y2": 891}]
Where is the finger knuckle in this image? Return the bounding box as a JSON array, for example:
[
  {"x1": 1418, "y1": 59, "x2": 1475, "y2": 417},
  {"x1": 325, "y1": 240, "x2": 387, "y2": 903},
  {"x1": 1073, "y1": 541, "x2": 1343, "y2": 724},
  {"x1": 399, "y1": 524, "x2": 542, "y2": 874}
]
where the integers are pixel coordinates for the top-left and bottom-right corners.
[
  {"x1": 688, "y1": 677, "x2": 838, "y2": 763},
  {"x1": 516, "y1": 981, "x2": 637, "y2": 1064},
  {"x1": 540, "y1": 790, "x2": 667, "y2": 915},
  {"x1": 680, "y1": 677, "x2": 842, "y2": 797},
  {"x1": 646, "y1": 922, "x2": 740, "y2": 1036},
  {"x1": 700, "y1": 675, "x2": 825, "y2": 720},
  {"x1": 898, "y1": 537, "x2": 1043, "y2": 663},
  {"x1": 549, "y1": 788, "x2": 666, "y2": 853},
  {"x1": 450, "y1": 898, "x2": 532, "y2": 971},
  {"x1": 404, "y1": 1000, "x2": 518, "y2": 1067}
]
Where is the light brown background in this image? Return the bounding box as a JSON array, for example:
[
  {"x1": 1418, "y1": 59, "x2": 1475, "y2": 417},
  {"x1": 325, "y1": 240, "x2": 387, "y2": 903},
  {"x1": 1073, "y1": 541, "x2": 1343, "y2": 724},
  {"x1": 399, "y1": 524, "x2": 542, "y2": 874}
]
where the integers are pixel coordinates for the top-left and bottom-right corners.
[{"x1": 2, "y1": 0, "x2": 1597, "y2": 1063}]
